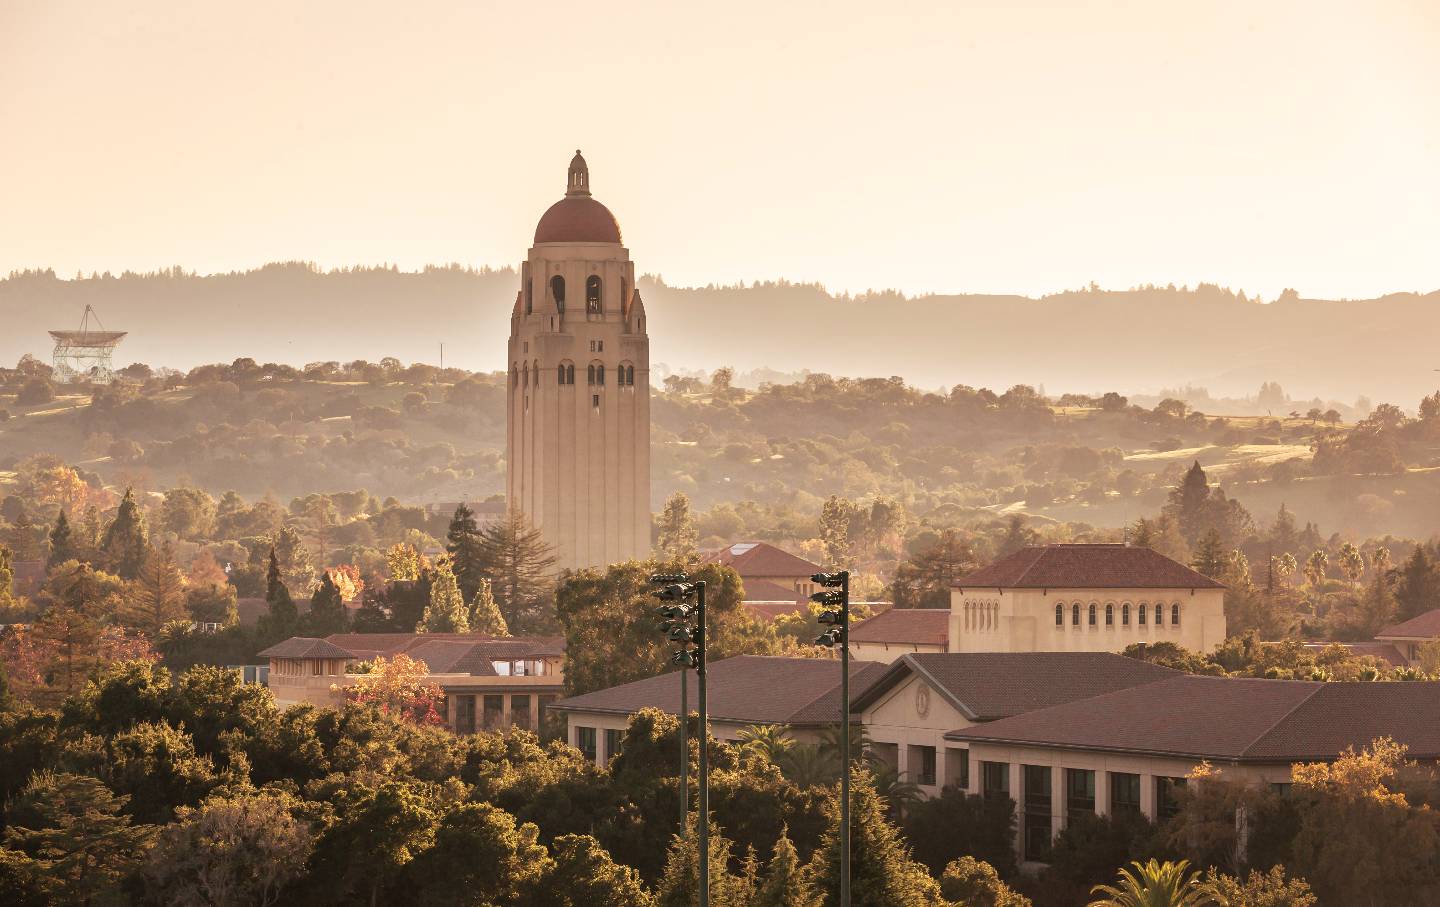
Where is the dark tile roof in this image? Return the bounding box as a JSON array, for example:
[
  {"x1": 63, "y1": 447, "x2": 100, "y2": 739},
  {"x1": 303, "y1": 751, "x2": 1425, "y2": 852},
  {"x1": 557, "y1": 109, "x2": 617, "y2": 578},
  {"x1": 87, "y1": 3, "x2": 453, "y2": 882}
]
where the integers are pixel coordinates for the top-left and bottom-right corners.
[
  {"x1": 257, "y1": 637, "x2": 355, "y2": 659},
  {"x1": 956, "y1": 544, "x2": 1225, "y2": 590},
  {"x1": 852, "y1": 652, "x2": 1180, "y2": 720},
  {"x1": 551, "y1": 655, "x2": 886, "y2": 727},
  {"x1": 702, "y1": 541, "x2": 822, "y2": 579},
  {"x1": 235, "y1": 597, "x2": 268, "y2": 626},
  {"x1": 945, "y1": 675, "x2": 1440, "y2": 762},
  {"x1": 849, "y1": 609, "x2": 950, "y2": 646},
  {"x1": 1378, "y1": 607, "x2": 1440, "y2": 639},
  {"x1": 742, "y1": 578, "x2": 805, "y2": 603}
]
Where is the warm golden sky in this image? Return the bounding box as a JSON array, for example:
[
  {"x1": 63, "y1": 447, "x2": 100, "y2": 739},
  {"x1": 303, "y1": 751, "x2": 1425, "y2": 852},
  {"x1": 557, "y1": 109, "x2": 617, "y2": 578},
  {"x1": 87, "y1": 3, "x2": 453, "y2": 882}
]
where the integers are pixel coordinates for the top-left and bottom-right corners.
[{"x1": 2, "y1": 0, "x2": 1436, "y2": 299}]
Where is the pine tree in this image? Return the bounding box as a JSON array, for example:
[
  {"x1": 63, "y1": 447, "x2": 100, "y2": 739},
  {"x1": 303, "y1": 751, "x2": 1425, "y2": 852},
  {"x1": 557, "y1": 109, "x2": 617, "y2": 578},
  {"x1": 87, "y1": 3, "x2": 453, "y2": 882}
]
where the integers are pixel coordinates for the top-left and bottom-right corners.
[
  {"x1": 655, "y1": 815, "x2": 750, "y2": 907},
  {"x1": 477, "y1": 509, "x2": 558, "y2": 633},
  {"x1": 0, "y1": 543, "x2": 16, "y2": 611},
  {"x1": 101, "y1": 488, "x2": 149, "y2": 579},
  {"x1": 468, "y1": 578, "x2": 510, "y2": 636},
  {"x1": 808, "y1": 769, "x2": 946, "y2": 906},
  {"x1": 122, "y1": 542, "x2": 189, "y2": 636},
  {"x1": 46, "y1": 510, "x2": 76, "y2": 571},
  {"x1": 1190, "y1": 529, "x2": 1226, "y2": 579},
  {"x1": 1359, "y1": 568, "x2": 1399, "y2": 635},
  {"x1": 419, "y1": 558, "x2": 469, "y2": 633},
  {"x1": 305, "y1": 570, "x2": 349, "y2": 635},
  {"x1": 1164, "y1": 460, "x2": 1211, "y2": 543},
  {"x1": 656, "y1": 492, "x2": 700, "y2": 564},
  {"x1": 1395, "y1": 545, "x2": 1440, "y2": 620},
  {"x1": 257, "y1": 546, "x2": 298, "y2": 643},
  {"x1": 446, "y1": 502, "x2": 487, "y2": 604},
  {"x1": 754, "y1": 826, "x2": 820, "y2": 907}
]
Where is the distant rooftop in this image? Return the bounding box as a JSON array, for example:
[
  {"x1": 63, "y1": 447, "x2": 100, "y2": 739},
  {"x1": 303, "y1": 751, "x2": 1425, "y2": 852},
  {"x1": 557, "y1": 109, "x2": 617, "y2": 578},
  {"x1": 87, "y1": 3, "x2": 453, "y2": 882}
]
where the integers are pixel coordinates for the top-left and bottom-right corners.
[{"x1": 957, "y1": 544, "x2": 1225, "y2": 590}]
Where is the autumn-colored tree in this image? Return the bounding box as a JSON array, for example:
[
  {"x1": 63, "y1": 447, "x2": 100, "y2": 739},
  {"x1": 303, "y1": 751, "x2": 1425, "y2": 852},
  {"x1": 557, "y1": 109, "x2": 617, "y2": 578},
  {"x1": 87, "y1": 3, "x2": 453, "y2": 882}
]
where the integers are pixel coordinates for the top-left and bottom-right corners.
[
  {"x1": 818, "y1": 495, "x2": 856, "y2": 570},
  {"x1": 342, "y1": 654, "x2": 444, "y2": 725},
  {"x1": 386, "y1": 542, "x2": 424, "y2": 582}
]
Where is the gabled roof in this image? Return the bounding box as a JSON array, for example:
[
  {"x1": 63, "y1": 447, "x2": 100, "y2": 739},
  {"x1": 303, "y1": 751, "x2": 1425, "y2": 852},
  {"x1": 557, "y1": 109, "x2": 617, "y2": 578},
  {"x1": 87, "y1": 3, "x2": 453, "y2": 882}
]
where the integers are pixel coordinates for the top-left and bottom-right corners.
[
  {"x1": 702, "y1": 541, "x2": 822, "y2": 579},
  {"x1": 851, "y1": 652, "x2": 1180, "y2": 720},
  {"x1": 741, "y1": 578, "x2": 805, "y2": 603},
  {"x1": 551, "y1": 655, "x2": 886, "y2": 727},
  {"x1": 849, "y1": 609, "x2": 950, "y2": 646},
  {"x1": 944, "y1": 675, "x2": 1440, "y2": 762},
  {"x1": 257, "y1": 637, "x2": 356, "y2": 659},
  {"x1": 1377, "y1": 607, "x2": 1440, "y2": 640},
  {"x1": 956, "y1": 544, "x2": 1224, "y2": 590}
]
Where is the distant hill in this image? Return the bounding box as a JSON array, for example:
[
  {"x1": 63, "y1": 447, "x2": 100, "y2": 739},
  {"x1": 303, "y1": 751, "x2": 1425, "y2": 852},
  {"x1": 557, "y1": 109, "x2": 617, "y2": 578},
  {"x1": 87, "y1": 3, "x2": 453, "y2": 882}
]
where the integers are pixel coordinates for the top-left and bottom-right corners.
[{"x1": 2, "y1": 265, "x2": 1437, "y2": 405}]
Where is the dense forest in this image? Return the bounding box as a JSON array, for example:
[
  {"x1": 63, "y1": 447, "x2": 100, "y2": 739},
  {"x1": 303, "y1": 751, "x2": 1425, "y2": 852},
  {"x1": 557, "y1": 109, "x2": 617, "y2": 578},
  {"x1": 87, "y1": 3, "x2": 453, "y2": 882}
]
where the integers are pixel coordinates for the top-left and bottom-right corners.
[{"x1": 3, "y1": 264, "x2": 1439, "y2": 402}]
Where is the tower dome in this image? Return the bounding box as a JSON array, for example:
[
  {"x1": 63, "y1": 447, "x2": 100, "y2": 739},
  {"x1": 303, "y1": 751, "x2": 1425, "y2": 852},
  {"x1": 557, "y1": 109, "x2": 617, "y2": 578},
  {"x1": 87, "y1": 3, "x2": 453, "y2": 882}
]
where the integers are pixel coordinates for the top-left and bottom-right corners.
[{"x1": 533, "y1": 150, "x2": 623, "y2": 245}]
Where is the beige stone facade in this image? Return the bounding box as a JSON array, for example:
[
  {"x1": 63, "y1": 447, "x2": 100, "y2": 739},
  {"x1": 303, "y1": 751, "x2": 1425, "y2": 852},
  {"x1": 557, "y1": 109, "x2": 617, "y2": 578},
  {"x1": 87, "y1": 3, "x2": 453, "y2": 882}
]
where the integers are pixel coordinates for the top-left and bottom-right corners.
[
  {"x1": 507, "y1": 151, "x2": 650, "y2": 570},
  {"x1": 950, "y1": 586, "x2": 1226, "y2": 654}
]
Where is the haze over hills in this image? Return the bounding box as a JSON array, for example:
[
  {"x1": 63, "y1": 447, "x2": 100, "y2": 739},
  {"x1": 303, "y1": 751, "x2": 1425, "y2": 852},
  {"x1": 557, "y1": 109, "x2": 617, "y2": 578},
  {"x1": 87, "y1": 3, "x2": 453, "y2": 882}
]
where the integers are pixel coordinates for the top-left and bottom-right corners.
[{"x1": 2, "y1": 264, "x2": 1437, "y2": 405}]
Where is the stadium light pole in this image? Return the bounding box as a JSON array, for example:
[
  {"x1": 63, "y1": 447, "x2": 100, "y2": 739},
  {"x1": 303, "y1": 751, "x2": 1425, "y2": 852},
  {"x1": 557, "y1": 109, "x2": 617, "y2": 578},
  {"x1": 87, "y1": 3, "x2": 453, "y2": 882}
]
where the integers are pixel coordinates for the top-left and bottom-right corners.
[
  {"x1": 652, "y1": 573, "x2": 710, "y2": 905},
  {"x1": 813, "y1": 570, "x2": 851, "y2": 907},
  {"x1": 652, "y1": 573, "x2": 690, "y2": 835}
]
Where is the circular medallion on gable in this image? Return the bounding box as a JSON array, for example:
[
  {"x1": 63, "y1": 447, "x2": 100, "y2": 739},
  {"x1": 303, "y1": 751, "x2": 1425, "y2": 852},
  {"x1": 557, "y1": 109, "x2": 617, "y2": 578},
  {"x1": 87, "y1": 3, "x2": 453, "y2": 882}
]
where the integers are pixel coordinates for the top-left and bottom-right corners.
[{"x1": 915, "y1": 684, "x2": 931, "y2": 718}]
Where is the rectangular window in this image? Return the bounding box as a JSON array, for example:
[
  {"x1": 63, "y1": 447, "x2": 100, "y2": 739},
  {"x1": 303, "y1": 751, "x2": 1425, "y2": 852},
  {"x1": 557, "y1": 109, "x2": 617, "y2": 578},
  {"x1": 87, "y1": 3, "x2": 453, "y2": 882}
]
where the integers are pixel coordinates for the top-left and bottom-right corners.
[
  {"x1": 576, "y1": 726, "x2": 597, "y2": 762},
  {"x1": 1022, "y1": 765, "x2": 1053, "y2": 861},
  {"x1": 909, "y1": 745, "x2": 937, "y2": 786},
  {"x1": 312, "y1": 660, "x2": 323, "y2": 676},
  {"x1": 1111, "y1": 772, "x2": 1142, "y2": 815},
  {"x1": 483, "y1": 694, "x2": 504, "y2": 730},
  {"x1": 455, "y1": 695, "x2": 477, "y2": 734},
  {"x1": 1156, "y1": 776, "x2": 1186, "y2": 820},
  {"x1": 511, "y1": 695, "x2": 532, "y2": 731},
  {"x1": 605, "y1": 728, "x2": 624, "y2": 764},
  {"x1": 538, "y1": 694, "x2": 556, "y2": 727},
  {"x1": 945, "y1": 747, "x2": 970, "y2": 789},
  {"x1": 1066, "y1": 768, "x2": 1096, "y2": 823},
  {"x1": 592, "y1": 394, "x2": 600, "y2": 409},
  {"x1": 982, "y1": 761, "x2": 1009, "y2": 799},
  {"x1": 492, "y1": 660, "x2": 512, "y2": 675}
]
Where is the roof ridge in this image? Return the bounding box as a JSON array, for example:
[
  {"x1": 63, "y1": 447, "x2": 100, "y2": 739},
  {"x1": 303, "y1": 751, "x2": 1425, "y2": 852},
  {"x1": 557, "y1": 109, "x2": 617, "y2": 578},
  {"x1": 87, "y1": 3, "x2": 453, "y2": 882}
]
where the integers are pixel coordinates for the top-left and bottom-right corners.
[
  {"x1": 1238, "y1": 681, "x2": 1329, "y2": 759},
  {"x1": 1009, "y1": 547, "x2": 1048, "y2": 587}
]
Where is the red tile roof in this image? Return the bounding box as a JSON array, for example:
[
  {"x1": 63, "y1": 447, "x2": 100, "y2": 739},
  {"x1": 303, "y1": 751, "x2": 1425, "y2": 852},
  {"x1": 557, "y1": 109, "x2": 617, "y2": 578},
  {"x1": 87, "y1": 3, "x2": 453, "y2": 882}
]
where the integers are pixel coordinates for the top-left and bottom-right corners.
[
  {"x1": 551, "y1": 655, "x2": 886, "y2": 727},
  {"x1": 1378, "y1": 608, "x2": 1440, "y2": 640},
  {"x1": 956, "y1": 544, "x2": 1224, "y2": 590},
  {"x1": 702, "y1": 542, "x2": 822, "y2": 579},
  {"x1": 849, "y1": 609, "x2": 950, "y2": 646},
  {"x1": 852, "y1": 652, "x2": 1180, "y2": 720},
  {"x1": 946, "y1": 675, "x2": 1440, "y2": 762},
  {"x1": 742, "y1": 578, "x2": 805, "y2": 603},
  {"x1": 257, "y1": 638, "x2": 355, "y2": 659},
  {"x1": 258, "y1": 633, "x2": 564, "y2": 677}
]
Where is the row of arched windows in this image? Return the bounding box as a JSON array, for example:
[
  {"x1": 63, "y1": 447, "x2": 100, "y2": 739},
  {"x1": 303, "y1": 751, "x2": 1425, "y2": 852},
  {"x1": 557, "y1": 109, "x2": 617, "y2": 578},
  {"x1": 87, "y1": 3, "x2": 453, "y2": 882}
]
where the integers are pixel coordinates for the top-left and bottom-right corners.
[
  {"x1": 545, "y1": 275, "x2": 607, "y2": 315},
  {"x1": 513, "y1": 361, "x2": 637, "y2": 388},
  {"x1": 963, "y1": 599, "x2": 1000, "y2": 631},
  {"x1": 1055, "y1": 601, "x2": 1182, "y2": 629}
]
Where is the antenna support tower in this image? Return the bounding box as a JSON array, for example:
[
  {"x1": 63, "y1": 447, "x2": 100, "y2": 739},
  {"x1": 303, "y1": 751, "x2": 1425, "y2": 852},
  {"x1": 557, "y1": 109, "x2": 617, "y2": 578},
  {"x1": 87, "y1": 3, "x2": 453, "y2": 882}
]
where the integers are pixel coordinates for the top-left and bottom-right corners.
[{"x1": 49, "y1": 305, "x2": 127, "y2": 383}]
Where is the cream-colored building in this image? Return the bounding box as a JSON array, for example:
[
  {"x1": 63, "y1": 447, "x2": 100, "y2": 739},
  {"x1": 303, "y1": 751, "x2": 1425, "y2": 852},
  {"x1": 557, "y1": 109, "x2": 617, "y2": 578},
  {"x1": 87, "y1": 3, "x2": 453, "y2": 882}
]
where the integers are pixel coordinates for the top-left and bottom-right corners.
[
  {"x1": 1376, "y1": 607, "x2": 1440, "y2": 665},
  {"x1": 848, "y1": 609, "x2": 950, "y2": 663},
  {"x1": 259, "y1": 632, "x2": 566, "y2": 734},
  {"x1": 951, "y1": 544, "x2": 1226, "y2": 654},
  {"x1": 508, "y1": 151, "x2": 650, "y2": 570}
]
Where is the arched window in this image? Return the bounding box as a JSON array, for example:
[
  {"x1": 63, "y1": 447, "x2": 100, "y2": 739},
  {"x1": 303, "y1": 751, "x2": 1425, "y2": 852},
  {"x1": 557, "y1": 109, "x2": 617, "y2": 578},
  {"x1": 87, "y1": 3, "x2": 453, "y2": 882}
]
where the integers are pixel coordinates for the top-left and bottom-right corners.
[
  {"x1": 1055, "y1": 604, "x2": 1063, "y2": 627},
  {"x1": 1138, "y1": 603, "x2": 1147, "y2": 625},
  {"x1": 1155, "y1": 604, "x2": 1165, "y2": 626},
  {"x1": 1122, "y1": 603, "x2": 1131, "y2": 626},
  {"x1": 587, "y1": 364, "x2": 596, "y2": 385},
  {"x1": 511, "y1": 364, "x2": 518, "y2": 387},
  {"x1": 550, "y1": 275, "x2": 566, "y2": 312},
  {"x1": 525, "y1": 277, "x2": 533, "y2": 315},
  {"x1": 1105, "y1": 603, "x2": 1114, "y2": 626},
  {"x1": 586, "y1": 276, "x2": 602, "y2": 314},
  {"x1": 596, "y1": 364, "x2": 605, "y2": 385},
  {"x1": 1088, "y1": 603, "x2": 1097, "y2": 626},
  {"x1": 566, "y1": 364, "x2": 575, "y2": 385},
  {"x1": 1172, "y1": 603, "x2": 1181, "y2": 625},
  {"x1": 557, "y1": 364, "x2": 566, "y2": 384},
  {"x1": 522, "y1": 362, "x2": 529, "y2": 386},
  {"x1": 532, "y1": 360, "x2": 539, "y2": 385},
  {"x1": 1071, "y1": 603, "x2": 1080, "y2": 626}
]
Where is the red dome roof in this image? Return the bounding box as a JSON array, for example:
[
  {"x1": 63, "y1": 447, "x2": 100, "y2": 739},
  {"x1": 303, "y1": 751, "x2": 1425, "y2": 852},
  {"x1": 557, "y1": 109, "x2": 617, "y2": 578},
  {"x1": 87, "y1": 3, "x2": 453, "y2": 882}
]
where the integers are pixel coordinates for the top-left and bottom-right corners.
[{"x1": 533, "y1": 196, "x2": 623, "y2": 245}]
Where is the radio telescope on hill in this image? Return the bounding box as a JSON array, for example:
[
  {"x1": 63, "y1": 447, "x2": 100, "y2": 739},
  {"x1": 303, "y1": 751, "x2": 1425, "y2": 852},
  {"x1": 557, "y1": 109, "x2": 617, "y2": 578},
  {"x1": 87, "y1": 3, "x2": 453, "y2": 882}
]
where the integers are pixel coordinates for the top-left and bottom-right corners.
[{"x1": 49, "y1": 305, "x2": 127, "y2": 383}]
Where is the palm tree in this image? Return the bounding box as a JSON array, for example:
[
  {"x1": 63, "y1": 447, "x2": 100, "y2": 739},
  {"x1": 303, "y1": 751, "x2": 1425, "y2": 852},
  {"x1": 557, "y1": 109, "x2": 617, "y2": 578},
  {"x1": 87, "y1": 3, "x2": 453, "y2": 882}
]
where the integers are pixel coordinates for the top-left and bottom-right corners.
[
  {"x1": 869, "y1": 761, "x2": 922, "y2": 819},
  {"x1": 1089, "y1": 859, "x2": 1210, "y2": 907},
  {"x1": 737, "y1": 724, "x2": 795, "y2": 764},
  {"x1": 817, "y1": 722, "x2": 872, "y2": 769},
  {"x1": 779, "y1": 745, "x2": 834, "y2": 789}
]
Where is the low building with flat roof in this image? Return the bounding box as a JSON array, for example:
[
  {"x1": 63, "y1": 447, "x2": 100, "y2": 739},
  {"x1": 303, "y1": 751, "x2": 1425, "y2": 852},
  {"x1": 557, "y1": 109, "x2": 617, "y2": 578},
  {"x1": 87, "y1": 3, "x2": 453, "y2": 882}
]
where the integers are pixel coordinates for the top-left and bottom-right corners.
[
  {"x1": 549, "y1": 655, "x2": 887, "y2": 765},
  {"x1": 259, "y1": 632, "x2": 565, "y2": 734},
  {"x1": 951, "y1": 544, "x2": 1226, "y2": 655},
  {"x1": 944, "y1": 675, "x2": 1440, "y2": 862}
]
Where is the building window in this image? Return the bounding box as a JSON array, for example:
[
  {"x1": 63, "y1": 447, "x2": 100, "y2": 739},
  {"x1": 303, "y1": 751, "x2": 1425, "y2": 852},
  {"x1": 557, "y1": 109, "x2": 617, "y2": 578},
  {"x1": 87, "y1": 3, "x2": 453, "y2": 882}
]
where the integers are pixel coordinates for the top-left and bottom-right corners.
[
  {"x1": 1088, "y1": 603, "x2": 1097, "y2": 626},
  {"x1": 1155, "y1": 604, "x2": 1165, "y2": 626},
  {"x1": 1156, "y1": 776, "x2": 1186, "y2": 819},
  {"x1": 981, "y1": 761, "x2": 1009, "y2": 799},
  {"x1": 455, "y1": 695, "x2": 476, "y2": 735},
  {"x1": 1122, "y1": 603, "x2": 1131, "y2": 626},
  {"x1": 947, "y1": 747, "x2": 970, "y2": 789},
  {"x1": 1111, "y1": 772, "x2": 1141, "y2": 815},
  {"x1": 909, "y1": 745, "x2": 937, "y2": 786},
  {"x1": 586, "y1": 275, "x2": 602, "y2": 314},
  {"x1": 587, "y1": 364, "x2": 596, "y2": 385},
  {"x1": 312, "y1": 660, "x2": 323, "y2": 676},
  {"x1": 1071, "y1": 604, "x2": 1080, "y2": 626},
  {"x1": 1066, "y1": 768, "x2": 1096, "y2": 824},
  {"x1": 1172, "y1": 603, "x2": 1181, "y2": 626},
  {"x1": 1138, "y1": 603, "x2": 1147, "y2": 625},
  {"x1": 596, "y1": 364, "x2": 605, "y2": 385},
  {"x1": 538, "y1": 694, "x2": 556, "y2": 726},
  {"x1": 605, "y1": 728, "x2": 624, "y2": 765},
  {"x1": 483, "y1": 694, "x2": 504, "y2": 729},
  {"x1": 1105, "y1": 603, "x2": 1114, "y2": 626},
  {"x1": 1022, "y1": 765, "x2": 1053, "y2": 861},
  {"x1": 551, "y1": 275, "x2": 566, "y2": 311},
  {"x1": 576, "y1": 726, "x2": 597, "y2": 762},
  {"x1": 592, "y1": 394, "x2": 600, "y2": 409},
  {"x1": 1055, "y1": 604, "x2": 1063, "y2": 627}
]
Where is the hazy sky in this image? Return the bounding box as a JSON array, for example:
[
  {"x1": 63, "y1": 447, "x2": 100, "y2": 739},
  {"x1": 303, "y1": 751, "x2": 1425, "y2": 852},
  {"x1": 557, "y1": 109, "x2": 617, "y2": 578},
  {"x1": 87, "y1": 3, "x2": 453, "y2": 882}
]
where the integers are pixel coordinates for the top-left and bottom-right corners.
[{"x1": 2, "y1": 0, "x2": 1437, "y2": 300}]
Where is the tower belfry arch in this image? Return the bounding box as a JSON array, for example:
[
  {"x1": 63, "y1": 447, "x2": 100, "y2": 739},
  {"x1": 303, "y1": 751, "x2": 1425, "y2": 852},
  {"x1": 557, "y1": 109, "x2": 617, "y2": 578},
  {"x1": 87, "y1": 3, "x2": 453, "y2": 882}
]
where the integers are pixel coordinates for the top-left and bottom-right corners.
[{"x1": 49, "y1": 305, "x2": 127, "y2": 383}]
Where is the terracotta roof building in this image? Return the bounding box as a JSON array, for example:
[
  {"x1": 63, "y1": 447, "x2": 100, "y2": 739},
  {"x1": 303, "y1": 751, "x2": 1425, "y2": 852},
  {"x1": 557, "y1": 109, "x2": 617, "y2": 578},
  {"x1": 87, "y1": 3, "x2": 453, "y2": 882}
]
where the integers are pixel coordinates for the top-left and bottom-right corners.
[
  {"x1": 260, "y1": 632, "x2": 566, "y2": 734},
  {"x1": 948, "y1": 544, "x2": 1227, "y2": 656},
  {"x1": 550, "y1": 655, "x2": 887, "y2": 763},
  {"x1": 1376, "y1": 607, "x2": 1440, "y2": 665},
  {"x1": 848, "y1": 608, "x2": 951, "y2": 662}
]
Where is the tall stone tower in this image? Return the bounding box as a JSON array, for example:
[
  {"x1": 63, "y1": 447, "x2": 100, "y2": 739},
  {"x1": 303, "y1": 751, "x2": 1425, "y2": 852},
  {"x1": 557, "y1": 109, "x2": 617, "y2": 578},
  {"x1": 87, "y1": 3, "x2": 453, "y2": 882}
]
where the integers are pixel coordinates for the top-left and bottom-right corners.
[{"x1": 507, "y1": 151, "x2": 651, "y2": 570}]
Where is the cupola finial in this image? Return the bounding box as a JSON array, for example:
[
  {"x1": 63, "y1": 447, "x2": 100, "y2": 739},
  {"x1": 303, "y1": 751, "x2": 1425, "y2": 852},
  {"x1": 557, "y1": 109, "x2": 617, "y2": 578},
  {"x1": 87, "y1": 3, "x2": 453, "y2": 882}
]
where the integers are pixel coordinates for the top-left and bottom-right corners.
[{"x1": 566, "y1": 150, "x2": 591, "y2": 197}]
